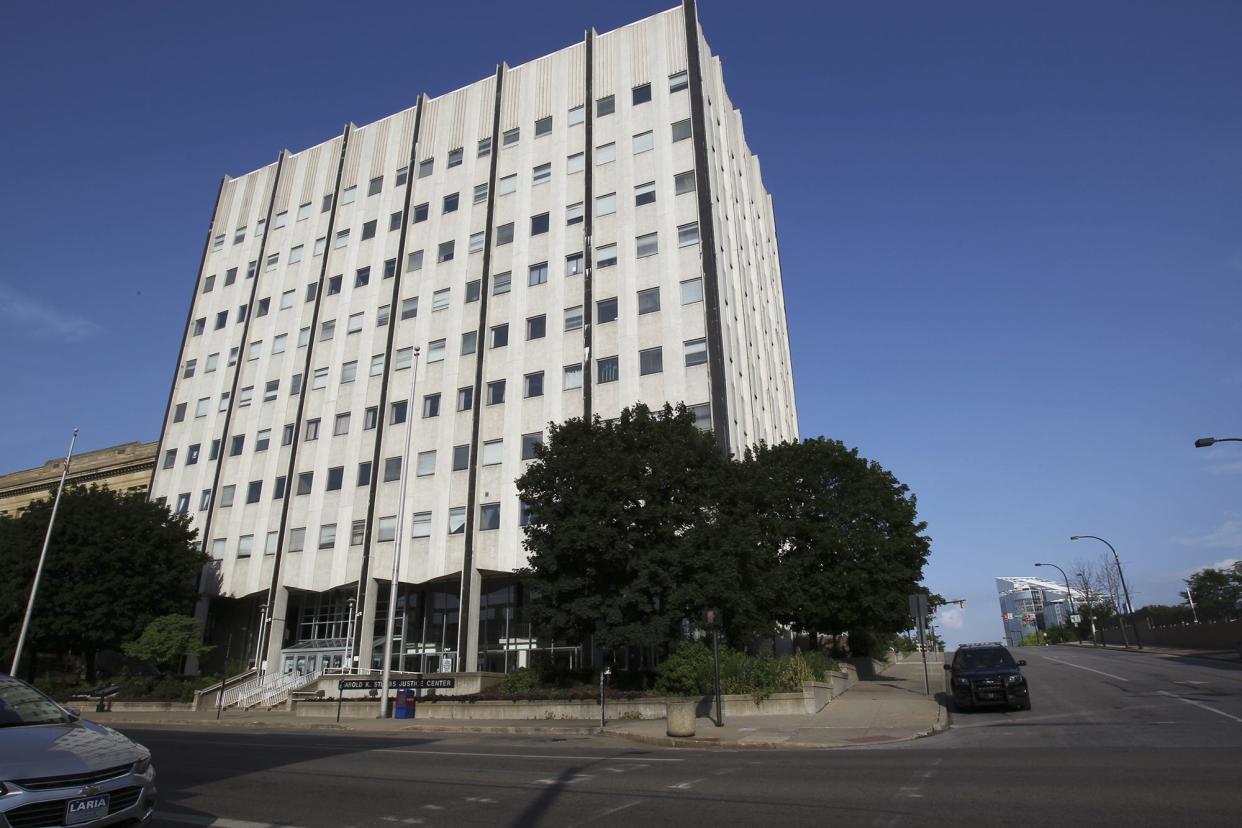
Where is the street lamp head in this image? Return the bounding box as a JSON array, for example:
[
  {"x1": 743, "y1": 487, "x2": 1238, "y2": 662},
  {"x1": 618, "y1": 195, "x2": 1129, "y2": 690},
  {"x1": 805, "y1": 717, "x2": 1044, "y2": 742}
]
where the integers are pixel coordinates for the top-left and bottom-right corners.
[
  {"x1": 1195, "y1": 437, "x2": 1216, "y2": 448},
  {"x1": 1034, "y1": 562, "x2": 1043, "y2": 567},
  {"x1": 1069, "y1": 535, "x2": 1082, "y2": 541}
]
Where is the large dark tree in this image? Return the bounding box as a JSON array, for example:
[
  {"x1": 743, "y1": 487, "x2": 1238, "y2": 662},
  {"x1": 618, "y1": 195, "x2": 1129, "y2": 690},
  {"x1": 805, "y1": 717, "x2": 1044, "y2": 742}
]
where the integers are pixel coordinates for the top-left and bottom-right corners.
[
  {"x1": 1181, "y1": 563, "x2": 1242, "y2": 623},
  {"x1": 0, "y1": 485, "x2": 207, "y2": 681},
  {"x1": 517, "y1": 404, "x2": 757, "y2": 649},
  {"x1": 749, "y1": 438, "x2": 931, "y2": 641}
]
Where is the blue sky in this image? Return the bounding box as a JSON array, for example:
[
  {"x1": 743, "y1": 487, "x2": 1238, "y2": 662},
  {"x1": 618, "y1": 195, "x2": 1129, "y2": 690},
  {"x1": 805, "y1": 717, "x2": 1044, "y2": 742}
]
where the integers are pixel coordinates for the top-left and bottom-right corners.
[{"x1": 2, "y1": 1, "x2": 1239, "y2": 646}]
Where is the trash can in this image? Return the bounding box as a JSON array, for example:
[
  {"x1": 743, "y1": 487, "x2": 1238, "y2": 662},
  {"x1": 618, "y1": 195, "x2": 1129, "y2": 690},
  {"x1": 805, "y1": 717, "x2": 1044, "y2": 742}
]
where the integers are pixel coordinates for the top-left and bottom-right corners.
[
  {"x1": 666, "y1": 700, "x2": 696, "y2": 737},
  {"x1": 394, "y1": 689, "x2": 412, "y2": 719}
]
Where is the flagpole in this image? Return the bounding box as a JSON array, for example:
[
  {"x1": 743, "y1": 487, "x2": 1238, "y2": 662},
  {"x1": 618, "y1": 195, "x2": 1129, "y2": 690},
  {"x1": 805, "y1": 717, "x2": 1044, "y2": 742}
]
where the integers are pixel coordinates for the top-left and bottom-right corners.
[{"x1": 11, "y1": 428, "x2": 79, "y2": 675}]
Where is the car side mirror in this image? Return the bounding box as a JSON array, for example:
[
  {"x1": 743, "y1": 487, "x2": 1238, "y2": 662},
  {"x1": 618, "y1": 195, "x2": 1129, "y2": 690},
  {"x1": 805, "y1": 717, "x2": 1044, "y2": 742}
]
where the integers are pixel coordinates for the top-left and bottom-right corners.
[
  {"x1": 64, "y1": 707, "x2": 81, "y2": 719},
  {"x1": 942, "y1": 664, "x2": 952, "y2": 670},
  {"x1": 1017, "y1": 660, "x2": 1027, "y2": 667}
]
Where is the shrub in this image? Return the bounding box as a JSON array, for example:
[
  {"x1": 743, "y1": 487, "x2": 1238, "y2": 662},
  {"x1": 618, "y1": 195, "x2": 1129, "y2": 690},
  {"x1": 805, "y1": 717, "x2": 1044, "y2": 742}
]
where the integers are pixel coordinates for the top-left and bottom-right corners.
[
  {"x1": 655, "y1": 642, "x2": 838, "y2": 700},
  {"x1": 499, "y1": 667, "x2": 538, "y2": 695}
]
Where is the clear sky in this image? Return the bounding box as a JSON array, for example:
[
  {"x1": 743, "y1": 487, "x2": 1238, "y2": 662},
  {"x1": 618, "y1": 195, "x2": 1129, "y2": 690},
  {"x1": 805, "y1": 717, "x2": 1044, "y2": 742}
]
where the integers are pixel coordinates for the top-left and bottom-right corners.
[{"x1": 2, "y1": 1, "x2": 1239, "y2": 647}]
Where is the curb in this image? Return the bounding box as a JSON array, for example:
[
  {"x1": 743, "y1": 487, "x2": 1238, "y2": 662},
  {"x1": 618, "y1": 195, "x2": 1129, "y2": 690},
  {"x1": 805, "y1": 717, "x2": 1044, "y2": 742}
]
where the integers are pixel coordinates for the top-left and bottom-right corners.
[{"x1": 86, "y1": 716, "x2": 602, "y2": 737}]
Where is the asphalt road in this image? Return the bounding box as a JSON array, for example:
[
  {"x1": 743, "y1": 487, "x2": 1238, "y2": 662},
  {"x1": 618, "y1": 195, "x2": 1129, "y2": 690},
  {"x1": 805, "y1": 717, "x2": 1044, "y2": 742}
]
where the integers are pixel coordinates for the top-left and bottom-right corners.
[{"x1": 121, "y1": 646, "x2": 1242, "y2": 828}]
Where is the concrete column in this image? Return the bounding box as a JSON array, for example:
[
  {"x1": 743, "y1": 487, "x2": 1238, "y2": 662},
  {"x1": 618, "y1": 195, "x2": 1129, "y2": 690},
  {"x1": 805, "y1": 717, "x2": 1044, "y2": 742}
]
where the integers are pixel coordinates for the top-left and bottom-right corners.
[
  {"x1": 262, "y1": 586, "x2": 290, "y2": 675},
  {"x1": 459, "y1": 569, "x2": 482, "y2": 672},
  {"x1": 184, "y1": 593, "x2": 213, "y2": 675},
  {"x1": 356, "y1": 577, "x2": 380, "y2": 671}
]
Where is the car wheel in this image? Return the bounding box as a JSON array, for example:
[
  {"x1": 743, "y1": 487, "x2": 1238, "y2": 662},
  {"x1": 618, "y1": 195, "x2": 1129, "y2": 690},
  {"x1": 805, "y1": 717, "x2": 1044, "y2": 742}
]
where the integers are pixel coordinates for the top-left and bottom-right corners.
[{"x1": 1017, "y1": 698, "x2": 1031, "y2": 711}]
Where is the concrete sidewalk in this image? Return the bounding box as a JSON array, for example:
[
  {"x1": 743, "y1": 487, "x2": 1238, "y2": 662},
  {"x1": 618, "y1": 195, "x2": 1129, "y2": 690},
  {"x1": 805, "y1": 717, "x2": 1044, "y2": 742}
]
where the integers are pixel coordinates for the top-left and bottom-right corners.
[{"x1": 84, "y1": 654, "x2": 948, "y2": 750}]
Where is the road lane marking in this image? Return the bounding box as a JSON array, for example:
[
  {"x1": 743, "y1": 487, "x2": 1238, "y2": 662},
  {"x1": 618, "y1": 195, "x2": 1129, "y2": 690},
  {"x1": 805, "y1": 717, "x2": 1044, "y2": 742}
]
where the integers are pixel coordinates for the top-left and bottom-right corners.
[
  {"x1": 667, "y1": 778, "x2": 706, "y2": 789},
  {"x1": 568, "y1": 800, "x2": 643, "y2": 827},
  {"x1": 1041, "y1": 656, "x2": 1129, "y2": 682},
  {"x1": 159, "y1": 816, "x2": 311, "y2": 828},
  {"x1": 1157, "y1": 690, "x2": 1242, "y2": 723},
  {"x1": 373, "y1": 748, "x2": 682, "y2": 762}
]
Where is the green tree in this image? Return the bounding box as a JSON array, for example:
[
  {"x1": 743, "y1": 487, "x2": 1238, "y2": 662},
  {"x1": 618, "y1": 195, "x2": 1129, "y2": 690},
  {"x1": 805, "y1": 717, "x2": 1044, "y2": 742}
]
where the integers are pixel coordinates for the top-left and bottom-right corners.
[
  {"x1": 122, "y1": 614, "x2": 214, "y2": 674},
  {"x1": 749, "y1": 438, "x2": 931, "y2": 643},
  {"x1": 0, "y1": 485, "x2": 208, "y2": 681},
  {"x1": 517, "y1": 404, "x2": 756, "y2": 649},
  {"x1": 1181, "y1": 563, "x2": 1242, "y2": 623}
]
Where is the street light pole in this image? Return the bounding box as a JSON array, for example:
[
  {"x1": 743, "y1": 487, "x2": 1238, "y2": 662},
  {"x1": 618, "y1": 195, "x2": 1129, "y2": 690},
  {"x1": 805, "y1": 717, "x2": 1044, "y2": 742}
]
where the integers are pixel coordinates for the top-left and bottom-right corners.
[
  {"x1": 1184, "y1": 579, "x2": 1200, "y2": 624},
  {"x1": 380, "y1": 348, "x2": 420, "y2": 719},
  {"x1": 1071, "y1": 535, "x2": 1142, "y2": 650},
  {"x1": 11, "y1": 429, "x2": 79, "y2": 676},
  {"x1": 1034, "y1": 562, "x2": 1076, "y2": 636}
]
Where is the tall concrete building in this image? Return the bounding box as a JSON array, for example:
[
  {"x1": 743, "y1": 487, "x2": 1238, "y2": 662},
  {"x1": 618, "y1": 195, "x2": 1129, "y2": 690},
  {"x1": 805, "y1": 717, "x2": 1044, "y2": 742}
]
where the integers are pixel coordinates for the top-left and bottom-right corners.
[
  {"x1": 149, "y1": 0, "x2": 798, "y2": 678},
  {"x1": 996, "y1": 577, "x2": 1080, "y2": 647}
]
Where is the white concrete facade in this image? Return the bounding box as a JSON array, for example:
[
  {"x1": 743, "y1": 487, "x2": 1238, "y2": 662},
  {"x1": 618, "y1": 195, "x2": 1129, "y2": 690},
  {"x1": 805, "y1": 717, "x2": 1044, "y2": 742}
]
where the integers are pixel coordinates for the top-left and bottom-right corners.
[{"x1": 149, "y1": 2, "x2": 797, "y2": 675}]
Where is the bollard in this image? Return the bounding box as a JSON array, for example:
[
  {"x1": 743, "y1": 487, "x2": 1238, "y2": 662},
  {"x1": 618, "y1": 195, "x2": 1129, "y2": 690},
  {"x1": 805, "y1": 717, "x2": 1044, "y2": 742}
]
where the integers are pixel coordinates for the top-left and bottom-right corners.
[{"x1": 666, "y1": 700, "x2": 697, "y2": 737}]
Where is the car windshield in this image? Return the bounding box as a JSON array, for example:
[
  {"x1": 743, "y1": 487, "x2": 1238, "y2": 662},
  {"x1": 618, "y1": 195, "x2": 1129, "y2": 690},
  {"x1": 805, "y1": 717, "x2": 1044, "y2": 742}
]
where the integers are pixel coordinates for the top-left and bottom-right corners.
[
  {"x1": 0, "y1": 677, "x2": 73, "y2": 727},
  {"x1": 957, "y1": 649, "x2": 1016, "y2": 671}
]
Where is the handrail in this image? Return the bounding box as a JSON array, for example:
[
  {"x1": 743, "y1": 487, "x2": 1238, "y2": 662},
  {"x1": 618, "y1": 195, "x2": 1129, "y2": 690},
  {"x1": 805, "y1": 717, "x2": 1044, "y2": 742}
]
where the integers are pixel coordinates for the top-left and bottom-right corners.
[{"x1": 246, "y1": 667, "x2": 325, "y2": 709}]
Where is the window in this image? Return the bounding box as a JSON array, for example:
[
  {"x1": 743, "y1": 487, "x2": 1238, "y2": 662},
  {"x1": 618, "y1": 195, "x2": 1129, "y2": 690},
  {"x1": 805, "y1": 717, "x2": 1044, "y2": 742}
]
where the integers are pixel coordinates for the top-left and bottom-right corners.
[
  {"x1": 351, "y1": 520, "x2": 366, "y2": 546},
  {"x1": 384, "y1": 258, "x2": 397, "y2": 279},
  {"x1": 675, "y1": 169, "x2": 696, "y2": 195},
  {"x1": 377, "y1": 517, "x2": 397, "y2": 543},
  {"x1": 534, "y1": 115, "x2": 553, "y2": 137},
  {"x1": 297, "y1": 202, "x2": 312, "y2": 221},
  {"x1": 370, "y1": 354, "x2": 385, "y2": 377},
  {"x1": 502, "y1": 127, "x2": 520, "y2": 147},
  {"x1": 457, "y1": 386, "x2": 474, "y2": 411},
  {"x1": 238, "y1": 386, "x2": 253, "y2": 407},
  {"x1": 218, "y1": 392, "x2": 230, "y2": 412},
  {"x1": 390, "y1": 399, "x2": 407, "y2": 425},
  {"x1": 205, "y1": 353, "x2": 220, "y2": 373},
  {"x1": 288, "y1": 528, "x2": 305, "y2": 553},
  {"x1": 638, "y1": 286, "x2": 661, "y2": 314},
  {"x1": 564, "y1": 304, "x2": 583, "y2": 331},
  {"x1": 395, "y1": 347, "x2": 413, "y2": 370},
  {"x1": 520, "y1": 500, "x2": 537, "y2": 527},
  {"x1": 413, "y1": 202, "x2": 429, "y2": 223},
  {"x1": 297, "y1": 472, "x2": 314, "y2": 495},
  {"x1": 395, "y1": 165, "x2": 409, "y2": 187},
  {"x1": 493, "y1": 271, "x2": 511, "y2": 294},
  {"x1": 598, "y1": 356, "x2": 619, "y2": 383},
  {"x1": 563, "y1": 363, "x2": 583, "y2": 390},
  {"x1": 568, "y1": 105, "x2": 584, "y2": 126},
  {"x1": 314, "y1": 236, "x2": 327, "y2": 256},
  {"x1": 448, "y1": 147, "x2": 463, "y2": 167},
  {"x1": 273, "y1": 476, "x2": 286, "y2": 500},
  {"x1": 480, "y1": 503, "x2": 501, "y2": 530},
  {"x1": 407, "y1": 249, "x2": 424, "y2": 271},
  {"x1": 219, "y1": 485, "x2": 235, "y2": 508},
  {"x1": 469, "y1": 231, "x2": 485, "y2": 253},
  {"x1": 357, "y1": 461, "x2": 372, "y2": 486},
  {"x1": 229, "y1": 433, "x2": 245, "y2": 456},
  {"x1": 635, "y1": 181, "x2": 656, "y2": 206},
  {"x1": 461, "y1": 330, "x2": 478, "y2": 354},
  {"x1": 209, "y1": 439, "x2": 221, "y2": 460},
  {"x1": 312, "y1": 367, "x2": 328, "y2": 389},
  {"x1": 633, "y1": 83, "x2": 652, "y2": 104},
  {"x1": 182, "y1": 359, "x2": 196, "y2": 379},
  {"x1": 495, "y1": 222, "x2": 514, "y2": 245},
  {"x1": 224, "y1": 267, "x2": 237, "y2": 285},
  {"x1": 482, "y1": 439, "x2": 503, "y2": 465},
  {"x1": 282, "y1": 424, "x2": 295, "y2": 446},
  {"x1": 423, "y1": 393, "x2": 441, "y2": 418},
  {"x1": 498, "y1": 174, "x2": 517, "y2": 196},
  {"x1": 418, "y1": 158, "x2": 434, "y2": 178},
  {"x1": 433, "y1": 288, "x2": 450, "y2": 311},
  {"x1": 672, "y1": 118, "x2": 692, "y2": 142},
  {"x1": 596, "y1": 142, "x2": 616, "y2": 164},
  {"x1": 412, "y1": 512, "x2": 432, "y2": 538},
  {"x1": 636, "y1": 232, "x2": 659, "y2": 258},
  {"x1": 364, "y1": 406, "x2": 378, "y2": 429},
  {"x1": 465, "y1": 280, "x2": 481, "y2": 303},
  {"x1": 183, "y1": 443, "x2": 198, "y2": 465},
  {"x1": 196, "y1": 397, "x2": 209, "y2": 417},
  {"x1": 437, "y1": 240, "x2": 455, "y2": 262},
  {"x1": 670, "y1": 70, "x2": 688, "y2": 93},
  {"x1": 567, "y1": 152, "x2": 584, "y2": 174},
  {"x1": 524, "y1": 371, "x2": 544, "y2": 398},
  {"x1": 318, "y1": 524, "x2": 336, "y2": 550},
  {"x1": 280, "y1": 290, "x2": 295, "y2": 310},
  {"x1": 389, "y1": 212, "x2": 402, "y2": 231},
  {"x1": 298, "y1": 327, "x2": 310, "y2": 348},
  {"x1": 427, "y1": 338, "x2": 446, "y2": 362},
  {"x1": 487, "y1": 380, "x2": 506, "y2": 405},
  {"x1": 334, "y1": 229, "x2": 350, "y2": 249},
  {"x1": 341, "y1": 185, "x2": 357, "y2": 205},
  {"x1": 452, "y1": 445, "x2": 470, "y2": 471},
  {"x1": 290, "y1": 373, "x2": 302, "y2": 394},
  {"x1": 473, "y1": 182, "x2": 489, "y2": 204},
  {"x1": 448, "y1": 507, "x2": 466, "y2": 534},
  {"x1": 368, "y1": 175, "x2": 384, "y2": 196},
  {"x1": 256, "y1": 429, "x2": 271, "y2": 451},
  {"x1": 596, "y1": 95, "x2": 615, "y2": 116},
  {"x1": 214, "y1": 234, "x2": 226, "y2": 251},
  {"x1": 640, "y1": 346, "x2": 664, "y2": 375},
  {"x1": 633, "y1": 130, "x2": 654, "y2": 153},
  {"x1": 256, "y1": 297, "x2": 271, "y2": 317},
  {"x1": 678, "y1": 222, "x2": 701, "y2": 246},
  {"x1": 264, "y1": 379, "x2": 279, "y2": 401},
  {"x1": 383, "y1": 457, "x2": 402, "y2": 482},
  {"x1": 597, "y1": 296, "x2": 618, "y2": 323},
  {"x1": 684, "y1": 338, "x2": 708, "y2": 366},
  {"x1": 490, "y1": 324, "x2": 509, "y2": 349},
  {"x1": 246, "y1": 259, "x2": 258, "y2": 278},
  {"x1": 526, "y1": 314, "x2": 546, "y2": 340},
  {"x1": 173, "y1": 403, "x2": 187, "y2": 423},
  {"x1": 328, "y1": 274, "x2": 342, "y2": 295},
  {"x1": 566, "y1": 202, "x2": 584, "y2": 225},
  {"x1": 478, "y1": 136, "x2": 492, "y2": 157},
  {"x1": 690, "y1": 402, "x2": 712, "y2": 431},
  {"x1": 596, "y1": 193, "x2": 616, "y2": 217},
  {"x1": 566, "y1": 252, "x2": 584, "y2": 276},
  {"x1": 348, "y1": 312, "x2": 364, "y2": 333},
  {"x1": 334, "y1": 412, "x2": 350, "y2": 435},
  {"x1": 246, "y1": 481, "x2": 263, "y2": 504},
  {"x1": 273, "y1": 211, "x2": 288, "y2": 230},
  {"x1": 401, "y1": 297, "x2": 418, "y2": 319},
  {"x1": 681, "y1": 277, "x2": 704, "y2": 304},
  {"x1": 532, "y1": 163, "x2": 551, "y2": 186},
  {"x1": 202, "y1": 274, "x2": 215, "y2": 294},
  {"x1": 214, "y1": 311, "x2": 227, "y2": 330},
  {"x1": 521, "y1": 432, "x2": 543, "y2": 460},
  {"x1": 443, "y1": 192, "x2": 459, "y2": 213},
  {"x1": 237, "y1": 535, "x2": 253, "y2": 558},
  {"x1": 319, "y1": 319, "x2": 335, "y2": 341},
  {"x1": 361, "y1": 220, "x2": 377, "y2": 240},
  {"x1": 528, "y1": 262, "x2": 548, "y2": 286},
  {"x1": 304, "y1": 418, "x2": 320, "y2": 441}
]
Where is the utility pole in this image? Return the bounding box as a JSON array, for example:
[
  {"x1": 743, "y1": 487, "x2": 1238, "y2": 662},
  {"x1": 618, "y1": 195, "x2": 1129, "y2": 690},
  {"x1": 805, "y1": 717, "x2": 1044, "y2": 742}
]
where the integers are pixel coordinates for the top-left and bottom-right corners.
[{"x1": 11, "y1": 429, "x2": 78, "y2": 676}]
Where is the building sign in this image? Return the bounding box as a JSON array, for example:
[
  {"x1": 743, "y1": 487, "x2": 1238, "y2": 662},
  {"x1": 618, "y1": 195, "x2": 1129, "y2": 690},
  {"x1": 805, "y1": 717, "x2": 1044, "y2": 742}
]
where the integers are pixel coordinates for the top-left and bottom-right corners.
[{"x1": 338, "y1": 677, "x2": 456, "y2": 691}]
